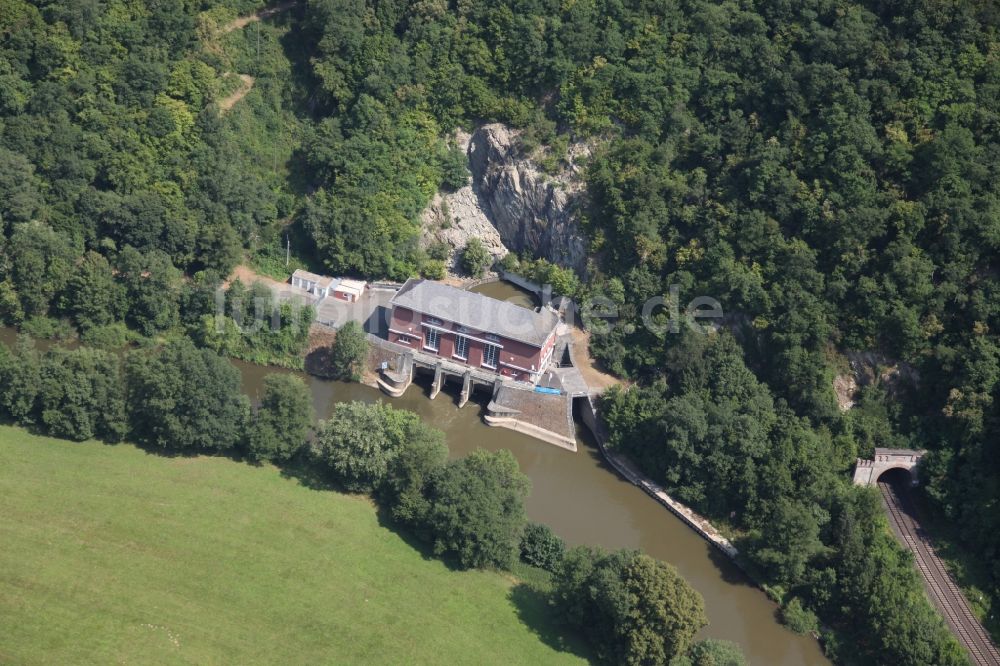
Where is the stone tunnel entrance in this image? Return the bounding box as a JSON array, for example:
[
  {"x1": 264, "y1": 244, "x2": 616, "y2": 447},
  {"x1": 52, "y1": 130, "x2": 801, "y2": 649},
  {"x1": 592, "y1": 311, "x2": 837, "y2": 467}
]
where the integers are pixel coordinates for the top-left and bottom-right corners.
[
  {"x1": 853, "y1": 447, "x2": 925, "y2": 487},
  {"x1": 876, "y1": 466, "x2": 914, "y2": 488}
]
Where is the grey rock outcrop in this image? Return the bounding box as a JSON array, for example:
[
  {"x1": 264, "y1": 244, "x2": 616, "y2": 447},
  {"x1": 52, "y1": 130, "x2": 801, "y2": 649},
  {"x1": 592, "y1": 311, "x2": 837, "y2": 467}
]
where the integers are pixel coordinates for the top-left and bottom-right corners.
[
  {"x1": 420, "y1": 130, "x2": 508, "y2": 276},
  {"x1": 468, "y1": 124, "x2": 587, "y2": 273},
  {"x1": 420, "y1": 124, "x2": 588, "y2": 276},
  {"x1": 833, "y1": 350, "x2": 921, "y2": 412}
]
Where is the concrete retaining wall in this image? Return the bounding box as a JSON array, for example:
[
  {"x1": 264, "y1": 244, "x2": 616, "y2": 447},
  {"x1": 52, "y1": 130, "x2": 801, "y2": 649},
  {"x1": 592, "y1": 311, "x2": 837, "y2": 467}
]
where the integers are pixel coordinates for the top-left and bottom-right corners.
[
  {"x1": 483, "y1": 414, "x2": 578, "y2": 452},
  {"x1": 578, "y1": 396, "x2": 741, "y2": 562},
  {"x1": 498, "y1": 270, "x2": 544, "y2": 297},
  {"x1": 463, "y1": 275, "x2": 501, "y2": 290}
]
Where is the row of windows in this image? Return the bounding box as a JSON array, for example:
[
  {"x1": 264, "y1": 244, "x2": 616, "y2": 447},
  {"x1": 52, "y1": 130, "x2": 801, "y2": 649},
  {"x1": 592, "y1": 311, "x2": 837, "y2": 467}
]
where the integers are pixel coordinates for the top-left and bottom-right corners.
[{"x1": 421, "y1": 330, "x2": 499, "y2": 370}]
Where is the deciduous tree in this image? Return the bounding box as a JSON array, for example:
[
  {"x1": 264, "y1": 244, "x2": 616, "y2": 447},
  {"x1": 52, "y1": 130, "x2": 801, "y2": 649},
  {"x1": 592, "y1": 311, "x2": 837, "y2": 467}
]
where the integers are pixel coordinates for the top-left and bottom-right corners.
[
  {"x1": 424, "y1": 449, "x2": 530, "y2": 569},
  {"x1": 329, "y1": 320, "x2": 367, "y2": 381},
  {"x1": 248, "y1": 374, "x2": 313, "y2": 462},
  {"x1": 125, "y1": 338, "x2": 249, "y2": 451}
]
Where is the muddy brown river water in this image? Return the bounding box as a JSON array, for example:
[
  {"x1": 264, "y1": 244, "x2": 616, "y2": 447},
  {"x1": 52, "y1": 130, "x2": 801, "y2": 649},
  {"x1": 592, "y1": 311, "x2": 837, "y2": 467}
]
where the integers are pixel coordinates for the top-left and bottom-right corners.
[{"x1": 1, "y1": 285, "x2": 828, "y2": 664}]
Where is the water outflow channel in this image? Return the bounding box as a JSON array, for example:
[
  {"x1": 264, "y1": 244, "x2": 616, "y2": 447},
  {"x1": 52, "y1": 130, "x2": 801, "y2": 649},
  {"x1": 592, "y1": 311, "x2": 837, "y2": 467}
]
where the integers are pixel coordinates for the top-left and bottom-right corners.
[{"x1": 2, "y1": 281, "x2": 828, "y2": 664}]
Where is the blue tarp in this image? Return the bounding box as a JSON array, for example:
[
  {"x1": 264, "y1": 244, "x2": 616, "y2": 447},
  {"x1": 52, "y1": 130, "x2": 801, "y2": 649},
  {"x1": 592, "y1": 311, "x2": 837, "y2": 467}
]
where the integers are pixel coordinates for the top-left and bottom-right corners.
[{"x1": 534, "y1": 386, "x2": 562, "y2": 395}]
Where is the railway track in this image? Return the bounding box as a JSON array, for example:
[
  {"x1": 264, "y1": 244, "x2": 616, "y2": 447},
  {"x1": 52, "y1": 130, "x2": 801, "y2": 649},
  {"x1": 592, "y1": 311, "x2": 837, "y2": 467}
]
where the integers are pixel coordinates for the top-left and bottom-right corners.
[{"x1": 879, "y1": 480, "x2": 1000, "y2": 665}]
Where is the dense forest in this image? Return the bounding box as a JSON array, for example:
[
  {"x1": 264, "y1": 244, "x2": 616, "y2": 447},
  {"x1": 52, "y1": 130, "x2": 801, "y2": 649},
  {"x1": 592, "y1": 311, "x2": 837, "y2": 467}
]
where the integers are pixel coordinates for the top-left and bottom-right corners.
[{"x1": 2, "y1": 0, "x2": 999, "y2": 663}]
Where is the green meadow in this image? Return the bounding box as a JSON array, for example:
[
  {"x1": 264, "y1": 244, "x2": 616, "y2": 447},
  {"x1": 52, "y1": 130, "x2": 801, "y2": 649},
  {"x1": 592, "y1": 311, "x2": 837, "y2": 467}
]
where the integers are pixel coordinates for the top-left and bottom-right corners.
[{"x1": 0, "y1": 426, "x2": 586, "y2": 664}]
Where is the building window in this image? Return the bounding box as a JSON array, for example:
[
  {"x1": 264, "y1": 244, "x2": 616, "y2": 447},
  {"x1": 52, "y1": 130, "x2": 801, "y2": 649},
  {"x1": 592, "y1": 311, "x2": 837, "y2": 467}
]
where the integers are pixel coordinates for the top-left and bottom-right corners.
[
  {"x1": 454, "y1": 335, "x2": 469, "y2": 360},
  {"x1": 424, "y1": 328, "x2": 439, "y2": 352},
  {"x1": 485, "y1": 333, "x2": 500, "y2": 343},
  {"x1": 482, "y1": 343, "x2": 499, "y2": 369},
  {"x1": 425, "y1": 316, "x2": 443, "y2": 326}
]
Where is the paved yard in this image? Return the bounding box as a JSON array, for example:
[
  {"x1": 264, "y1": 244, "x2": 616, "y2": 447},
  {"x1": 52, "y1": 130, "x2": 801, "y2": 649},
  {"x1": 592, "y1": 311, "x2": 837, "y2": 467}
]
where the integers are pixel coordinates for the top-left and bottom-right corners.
[
  {"x1": 313, "y1": 288, "x2": 395, "y2": 333},
  {"x1": 228, "y1": 265, "x2": 396, "y2": 333}
]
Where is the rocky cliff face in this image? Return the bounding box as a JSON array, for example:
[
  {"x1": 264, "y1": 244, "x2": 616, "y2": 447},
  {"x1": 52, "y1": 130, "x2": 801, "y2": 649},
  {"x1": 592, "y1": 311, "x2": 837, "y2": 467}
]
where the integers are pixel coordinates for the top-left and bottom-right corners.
[
  {"x1": 468, "y1": 124, "x2": 588, "y2": 272},
  {"x1": 833, "y1": 350, "x2": 921, "y2": 412},
  {"x1": 421, "y1": 124, "x2": 588, "y2": 275}
]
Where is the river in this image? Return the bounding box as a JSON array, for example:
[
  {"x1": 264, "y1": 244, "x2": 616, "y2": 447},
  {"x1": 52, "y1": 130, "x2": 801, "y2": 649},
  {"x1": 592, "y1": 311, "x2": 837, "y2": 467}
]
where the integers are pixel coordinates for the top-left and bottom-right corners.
[{"x1": 1, "y1": 291, "x2": 827, "y2": 664}]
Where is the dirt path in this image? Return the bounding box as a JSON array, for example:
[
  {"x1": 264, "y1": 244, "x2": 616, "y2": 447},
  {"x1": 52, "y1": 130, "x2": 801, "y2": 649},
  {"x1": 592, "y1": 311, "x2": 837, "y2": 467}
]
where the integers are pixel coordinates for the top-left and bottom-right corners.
[
  {"x1": 568, "y1": 326, "x2": 621, "y2": 392},
  {"x1": 213, "y1": 2, "x2": 299, "y2": 112},
  {"x1": 218, "y1": 73, "x2": 255, "y2": 112},
  {"x1": 226, "y1": 264, "x2": 286, "y2": 290},
  {"x1": 220, "y1": 1, "x2": 299, "y2": 34}
]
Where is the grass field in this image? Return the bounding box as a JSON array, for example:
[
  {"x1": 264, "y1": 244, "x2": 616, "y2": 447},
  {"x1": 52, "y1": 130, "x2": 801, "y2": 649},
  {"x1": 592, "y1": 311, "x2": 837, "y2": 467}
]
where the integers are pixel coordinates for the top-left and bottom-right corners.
[{"x1": 0, "y1": 426, "x2": 587, "y2": 664}]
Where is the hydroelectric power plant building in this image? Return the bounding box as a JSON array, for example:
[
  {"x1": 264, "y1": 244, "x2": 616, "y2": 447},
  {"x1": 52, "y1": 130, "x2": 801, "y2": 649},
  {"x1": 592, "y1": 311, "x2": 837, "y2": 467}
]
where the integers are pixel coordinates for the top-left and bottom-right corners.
[{"x1": 388, "y1": 278, "x2": 560, "y2": 384}]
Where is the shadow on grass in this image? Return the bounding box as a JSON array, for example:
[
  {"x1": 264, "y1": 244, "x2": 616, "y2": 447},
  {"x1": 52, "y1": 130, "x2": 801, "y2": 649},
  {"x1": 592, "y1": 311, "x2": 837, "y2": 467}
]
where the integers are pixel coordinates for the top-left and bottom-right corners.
[
  {"x1": 508, "y1": 583, "x2": 593, "y2": 661},
  {"x1": 131, "y1": 440, "x2": 211, "y2": 459},
  {"x1": 277, "y1": 456, "x2": 344, "y2": 492},
  {"x1": 277, "y1": 458, "x2": 471, "y2": 573},
  {"x1": 371, "y1": 501, "x2": 466, "y2": 569}
]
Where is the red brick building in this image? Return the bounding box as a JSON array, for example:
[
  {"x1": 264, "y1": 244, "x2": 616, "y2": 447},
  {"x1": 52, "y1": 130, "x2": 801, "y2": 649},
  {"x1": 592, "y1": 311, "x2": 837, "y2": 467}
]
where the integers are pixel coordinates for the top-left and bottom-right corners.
[{"x1": 388, "y1": 279, "x2": 560, "y2": 383}]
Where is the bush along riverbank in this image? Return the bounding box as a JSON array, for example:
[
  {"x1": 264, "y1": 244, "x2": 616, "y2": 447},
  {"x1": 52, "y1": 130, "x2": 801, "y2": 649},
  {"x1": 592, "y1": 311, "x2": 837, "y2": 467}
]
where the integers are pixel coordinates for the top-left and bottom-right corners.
[
  {"x1": 600, "y1": 331, "x2": 967, "y2": 665},
  {"x1": 0, "y1": 333, "x2": 746, "y2": 665}
]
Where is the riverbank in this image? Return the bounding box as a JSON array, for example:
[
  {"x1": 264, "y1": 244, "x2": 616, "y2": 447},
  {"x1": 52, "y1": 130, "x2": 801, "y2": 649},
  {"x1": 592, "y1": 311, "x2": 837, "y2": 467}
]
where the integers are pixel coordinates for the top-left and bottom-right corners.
[
  {"x1": 0, "y1": 325, "x2": 829, "y2": 663},
  {"x1": 0, "y1": 426, "x2": 585, "y2": 665},
  {"x1": 577, "y1": 397, "x2": 740, "y2": 561},
  {"x1": 345, "y1": 279, "x2": 742, "y2": 567}
]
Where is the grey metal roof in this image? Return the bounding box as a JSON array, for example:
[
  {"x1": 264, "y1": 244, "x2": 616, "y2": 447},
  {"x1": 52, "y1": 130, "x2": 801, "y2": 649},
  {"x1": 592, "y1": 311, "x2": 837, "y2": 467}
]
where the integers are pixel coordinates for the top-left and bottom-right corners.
[
  {"x1": 390, "y1": 279, "x2": 559, "y2": 348},
  {"x1": 291, "y1": 269, "x2": 335, "y2": 288}
]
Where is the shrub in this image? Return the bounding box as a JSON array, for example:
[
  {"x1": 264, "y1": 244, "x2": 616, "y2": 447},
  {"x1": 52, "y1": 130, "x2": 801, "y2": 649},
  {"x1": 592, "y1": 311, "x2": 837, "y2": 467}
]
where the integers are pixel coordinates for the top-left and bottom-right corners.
[
  {"x1": 498, "y1": 252, "x2": 521, "y2": 273},
  {"x1": 671, "y1": 639, "x2": 747, "y2": 666},
  {"x1": 519, "y1": 522, "x2": 565, "y2": 571},
  {"x1": 553, "y1": 547, "x2": 707, "y2": 664},
  {"x1": 439, "y1": 142, "x2": 469, "y2": 190},
  {"x1": 81, "y1": 323, "x2": 130, "y2": 349},
  {"x1": 329, "y1": 320, "x2": 368, "y2": 381},
  {"x1": 125, "y1": 338, "x2": 250, "y2": 451},
  {"x1": 38, "y1": 346, "x2": 127, "y2": 442},
  {"x1": 461, "y1": 237, "x2": 492, "y2": 277},
  {"x1": 382, "y1": 429, "x2": 448, "y2": 530},
  {"x1": 21, "y1": 315, "x2": 73, "y2": 340},
  {"x1": 248, "y1": 374, "x2": 313, "y2": 462},
  {"x1": 424, "y1": 449, "x2": 530, "y2": 569},
  {"x1": 313, "y1": 401, "x2": 439, "y2": 492},
  {"x1": 421, "y1": 259, "x2": 446, "y2": 280},
  {"x1": 427, "y1": 240, "x2": 451, "y2": 261},
  {"x1": 781, "y1": 597, "x2": 818, "y2": 635}
]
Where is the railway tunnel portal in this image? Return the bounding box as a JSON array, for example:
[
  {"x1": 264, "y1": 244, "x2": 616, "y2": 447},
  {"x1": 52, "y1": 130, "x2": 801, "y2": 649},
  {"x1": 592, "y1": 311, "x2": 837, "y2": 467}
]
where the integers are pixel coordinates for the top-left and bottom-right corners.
[
  {"x1": 853, "y1": 447, "x2": 925, "y2": 487},
  {"x1": 858, "y1": 448, "x2": 1000, "y2": 664}
]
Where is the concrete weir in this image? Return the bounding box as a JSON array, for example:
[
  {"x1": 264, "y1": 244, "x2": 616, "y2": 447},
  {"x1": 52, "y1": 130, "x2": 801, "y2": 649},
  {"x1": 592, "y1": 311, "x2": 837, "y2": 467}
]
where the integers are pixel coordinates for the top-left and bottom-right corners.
[
  {"x1": 483, "y1": 383, "x2": 577, "y2": 452},
  {"x1": 370, "y1": 336, "x2": 579, "y2": 451}
]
